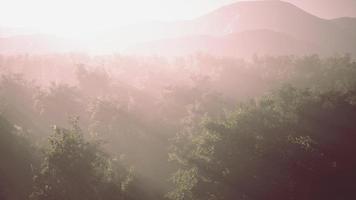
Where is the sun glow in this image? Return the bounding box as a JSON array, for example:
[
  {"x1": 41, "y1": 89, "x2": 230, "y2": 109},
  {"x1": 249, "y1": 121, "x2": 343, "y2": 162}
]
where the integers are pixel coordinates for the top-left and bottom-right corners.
[{"x1": 0, "y1": 0, "x2": 236, "y2": 39}]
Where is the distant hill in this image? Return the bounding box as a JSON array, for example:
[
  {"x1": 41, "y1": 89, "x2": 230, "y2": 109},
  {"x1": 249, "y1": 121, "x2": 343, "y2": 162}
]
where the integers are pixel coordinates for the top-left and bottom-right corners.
[
  {"x1": 1, "y1": 1, "x2": 356, "y2": 57},
  {"x1": 129, "y1": 0, "x2": 356, "y2": 57},
  {"x1": 286, "y1": 0, "x2": 356, "y2": 19},
  {"x1": 331, "y1": 17, "x2": 356, "y2": 34},
  {"x1": 129, "y1": 29, "x2": 320, "y2": 57},
  {"x1": 0, "y1": 34, "x2": 86, "y2": 54}
]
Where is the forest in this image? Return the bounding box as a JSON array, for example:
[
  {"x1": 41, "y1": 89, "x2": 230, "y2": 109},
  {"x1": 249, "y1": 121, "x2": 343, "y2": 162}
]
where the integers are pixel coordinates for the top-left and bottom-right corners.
[{"x1": 1, "y1": 53, "x2": 356, "y2": 200}]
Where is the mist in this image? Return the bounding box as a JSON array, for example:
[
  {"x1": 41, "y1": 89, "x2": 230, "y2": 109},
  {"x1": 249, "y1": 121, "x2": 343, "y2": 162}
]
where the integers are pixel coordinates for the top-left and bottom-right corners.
[{"x1": 1, "y1": 1, "x2": 356, "y2": 200}]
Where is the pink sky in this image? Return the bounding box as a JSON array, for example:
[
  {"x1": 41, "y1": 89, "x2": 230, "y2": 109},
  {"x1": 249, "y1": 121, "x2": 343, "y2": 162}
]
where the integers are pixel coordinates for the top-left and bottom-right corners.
[{"x1": 0, "y1": 0, "x2": 354, "y2": 37}]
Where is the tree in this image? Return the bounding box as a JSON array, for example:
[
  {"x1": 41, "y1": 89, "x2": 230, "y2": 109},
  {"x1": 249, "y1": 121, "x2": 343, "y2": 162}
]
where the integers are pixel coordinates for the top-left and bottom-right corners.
[
  {"x1": 30, "y1": 118, "x2": 134, "y2": 200},
  {"x1": 169, "y1": 86, "x2": 356, "y2": 200}
]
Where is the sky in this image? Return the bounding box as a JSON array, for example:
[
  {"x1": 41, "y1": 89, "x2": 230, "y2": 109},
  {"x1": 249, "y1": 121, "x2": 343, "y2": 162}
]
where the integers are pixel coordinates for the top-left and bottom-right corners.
[
  {"x1": 0, "y1": 0, "x2": 355, "y2": 38},
  {"x1": 0, "y1": 0, "x2": 235, "y2": 35}
]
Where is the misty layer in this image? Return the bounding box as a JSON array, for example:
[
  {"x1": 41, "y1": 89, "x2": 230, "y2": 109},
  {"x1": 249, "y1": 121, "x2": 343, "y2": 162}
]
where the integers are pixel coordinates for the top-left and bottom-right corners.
[{"x1": 1, "y1": 54, "x2": 356, "y2": 200}]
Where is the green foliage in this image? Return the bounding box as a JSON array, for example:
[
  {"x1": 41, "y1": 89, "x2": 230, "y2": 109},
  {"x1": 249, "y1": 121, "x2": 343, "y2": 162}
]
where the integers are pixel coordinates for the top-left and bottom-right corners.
[
  {"x1": 30, "y1": 119, "x2": 134, "y2": 200},
  {"x1": 35, "y1": 83, "x2": 85, "y2": 128},
  {"x1": 1, "y1": 54, "x2": 356, "y2": 200},
  {"x1": 167, "y1": 168, "x2": 199, "y2": 200},
  {"x1": 169, "y1": 86, "x2": 356, "y2": 200}
]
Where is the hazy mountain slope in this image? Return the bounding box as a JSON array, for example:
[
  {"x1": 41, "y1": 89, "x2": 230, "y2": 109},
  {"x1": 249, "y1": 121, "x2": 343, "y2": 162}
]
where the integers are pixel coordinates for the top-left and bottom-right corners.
[
  {"x1": 128, "y1": 0, "x2": 356, "y2": 56},
  {"x1": 0, "y1": 34, "x2": 86, "y2": 54},
  {"x1": 286, "y1": 0, "x2": 356, "y2": 19},
  {"x1": 129, "y1": 29, "x2": 319, "y2": 57},
  {"x1": 1, "y1": 1, "x2": 355, "y2": 56},
  {"x1": 194, "y1": 1, "x2": 354, "y2": 52},
  {"x1": 331, "y1": 17, "x2": 356, "y2": 34},
  {"x1": 194, "y1": 1, "x2": 326, "y2": 35}
]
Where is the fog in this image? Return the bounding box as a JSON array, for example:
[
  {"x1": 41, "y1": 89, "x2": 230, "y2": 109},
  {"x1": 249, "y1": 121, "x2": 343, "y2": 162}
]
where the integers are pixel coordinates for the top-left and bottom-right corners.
[{"x1": 1, "y1": 1, "x2": 356, "y2": 200}]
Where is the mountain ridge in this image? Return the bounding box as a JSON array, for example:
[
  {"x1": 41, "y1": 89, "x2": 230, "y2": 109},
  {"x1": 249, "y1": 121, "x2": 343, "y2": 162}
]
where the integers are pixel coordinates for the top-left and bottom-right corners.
[
  {"x1": 0, "y1": 0, "x2": 355, "y2": 57},
  {"x1": 128, "y1": 0, "x2": 356, "y2": 57},
  {"x1": 128, "y1": 29, "x2": 320, "y2": 57}
]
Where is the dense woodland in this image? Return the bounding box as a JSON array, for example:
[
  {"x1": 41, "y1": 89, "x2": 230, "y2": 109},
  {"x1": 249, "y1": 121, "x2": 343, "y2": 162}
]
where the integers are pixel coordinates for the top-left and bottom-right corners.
[{"x1": 1, "y1": 53, "x2": 356, "y2": 200}]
